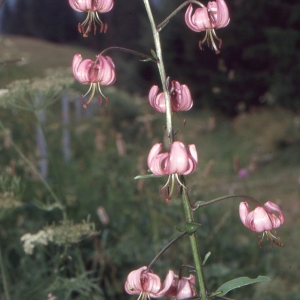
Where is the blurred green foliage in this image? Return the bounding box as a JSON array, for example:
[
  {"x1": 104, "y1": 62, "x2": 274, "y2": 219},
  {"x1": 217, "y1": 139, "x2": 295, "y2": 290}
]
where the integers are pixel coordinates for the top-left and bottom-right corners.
[{"x1": 0, "y1": 68, "x2": 299, "y2": 299}]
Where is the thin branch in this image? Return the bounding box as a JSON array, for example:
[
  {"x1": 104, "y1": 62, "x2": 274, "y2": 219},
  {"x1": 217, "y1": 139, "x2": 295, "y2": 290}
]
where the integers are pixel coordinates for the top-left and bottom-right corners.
[
  {"x1": 146, "y1": 231, "x2": 187, "y2": 272},
  {"x1": 100, "y1": 47, "x2": 158, "y2": 62},
  {"x1": 157, "y1": 0, "x2": 204, "y2": 31}
]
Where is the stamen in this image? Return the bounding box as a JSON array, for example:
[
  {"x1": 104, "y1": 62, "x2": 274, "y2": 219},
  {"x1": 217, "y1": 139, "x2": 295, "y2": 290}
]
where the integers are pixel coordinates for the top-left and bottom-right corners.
[
  {"x1": 100, "y1": 22, "x2": 104, "y2": 33},
  {"x1": 175, "y1": 174, "x2": 186, "y2": 189},
  {"x1": 209, "y1": 30, "x2": 220, "y2": 54},
  {"x1": 78, "y1": 23, "x2": 82, "y2": 33},
  {"x1": 97, "y1": 83, "x2": 109, "y2": 104},
  {"x1": 103, "y1": 23, "x2": 108, "y2": 33},
  {"x1": 79, "y1": 11, "x2": 107, "y2": 37},
  {"x1": 81, "y1": 83, "x2": 97, "y2": 108},
  {"x1": 137, "y1": 292, "x2": 143, "y2": 300},
  {"x1": 98, "y1": 95, "x2": 103, "y2": 105}
]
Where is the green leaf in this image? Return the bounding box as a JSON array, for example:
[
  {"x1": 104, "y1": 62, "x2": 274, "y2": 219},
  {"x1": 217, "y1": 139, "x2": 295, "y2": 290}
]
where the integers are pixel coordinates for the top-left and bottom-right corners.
[
  {"x1": 185, "y1": 222, "x2": 200, "y2": 235},
  {"x1": 151, "y1": 49, "x2": 158, "y2": 60},
  {"x1": 140, "y1": 58, "x2": 154, "y2": 62},
  {"x1": 134, "y1": 174, "x2": 159, "y2": 180},
  {"x1": 215, "y1": 276, "x2": 270, "y2": 296},
  {"x1": 192, "y1": 200, "x2": 206, "y2": 210},
  {"x1": 203, "y1": 251, "x2": 211, "y2": 265}
]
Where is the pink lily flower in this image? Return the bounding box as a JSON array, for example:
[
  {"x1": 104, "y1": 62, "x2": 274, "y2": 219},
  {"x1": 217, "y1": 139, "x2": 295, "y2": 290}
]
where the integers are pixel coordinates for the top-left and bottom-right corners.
[
  {"x1": 72, "y1": 54, "x2": 116, "y2": 108},
  {"x1": 147, "y1": 142, "x2": 198, "y2": 201},
  {"x1": 124, "y1": 266, "x2": 174, "y2": 299},
  {"x1": 165, "y1": 274, "x2": 196, "y2": 300},
  {"x1": 69, "y1": 0, "x2": 114, "y2": 36},
  {"x1": 185, "y1": 0, "x2": 230, "y2": 53},
  {"x1": 148, "y1": 81, "x2": 193, "y2": 113},
  {"x1": 239, "y1": 201, "x2": 285, "y2": 246}
]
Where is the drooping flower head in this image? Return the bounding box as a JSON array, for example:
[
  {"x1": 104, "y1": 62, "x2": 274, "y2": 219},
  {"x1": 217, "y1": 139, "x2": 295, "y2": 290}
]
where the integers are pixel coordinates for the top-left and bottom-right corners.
[
  {"x1": 239, "y1": 201, "x2": 285, "y2": 246},
  {"x1": 185, "y1": 0, "x2": 230, "y2": 53},
  {"x1": 69, "y1": 0, "x2": 114, "y2": 37},
  {"x1": 165, "y1": 274, "x2": 196, "y2": 300},
  {"x1": 147, "y1": 142, "x2": 198, "y2": 201},
  {"x1": 125, "y1": 266, "x2": 174, "y2": 299},
  {"x1": 148, "y1": 81, "x2": 193, "y2": 113},
  {"x1": 72, "y1": 54, "x2": 116, "y2": 108}
]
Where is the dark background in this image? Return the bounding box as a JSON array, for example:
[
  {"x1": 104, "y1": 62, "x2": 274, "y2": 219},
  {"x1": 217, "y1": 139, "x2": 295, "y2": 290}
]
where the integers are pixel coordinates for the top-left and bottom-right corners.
[{"x1": 1, "y1": 0, "x2": 300, "y2": 116}]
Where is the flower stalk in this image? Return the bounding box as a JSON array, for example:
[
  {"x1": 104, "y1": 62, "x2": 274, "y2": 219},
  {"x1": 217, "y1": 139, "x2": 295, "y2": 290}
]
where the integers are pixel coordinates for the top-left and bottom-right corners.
[
  {"x1": 156, "y1": 0, "x2": 204, "y2": 31},
  {"x1": 143, "y1": 0, "x2": 173, "y2": 144},
  {"x1": 180, "y1": 177, "x2": 208, "y2": 299}
]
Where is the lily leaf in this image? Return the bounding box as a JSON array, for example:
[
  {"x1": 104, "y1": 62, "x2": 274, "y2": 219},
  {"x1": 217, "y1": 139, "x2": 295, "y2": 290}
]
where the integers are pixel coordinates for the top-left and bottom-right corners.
[
  {"x1": 140, "y1": 58, "x2": 154, "y2": 62},
  {"x1": 215, "y1": 276, "x2": 270, "y2": 296},
  {"x1": 151, "y1": 49, "x2": 158, "y2": 60},
  {"x1": 185, "y1": 222, "x2": 201, "y2": 235},
  {"x1": 192, "y1": 200, "x2": 206, "y2": 210},
  {"x1": 134, "y1": 174, "x2": 159, "y2": 180},
  {"x1": 203, "y1": 251, "x2": 211, "y2": 265}
]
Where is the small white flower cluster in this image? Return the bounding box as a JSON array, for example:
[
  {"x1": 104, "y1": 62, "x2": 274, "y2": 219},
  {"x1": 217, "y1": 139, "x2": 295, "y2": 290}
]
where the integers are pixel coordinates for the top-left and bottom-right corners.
[
  {"x1": 20, "y1": 229, "x2": 54, "y2": 255},
  {"x1": 20, "y1": 220, "x2": 97, "y2": 255}
]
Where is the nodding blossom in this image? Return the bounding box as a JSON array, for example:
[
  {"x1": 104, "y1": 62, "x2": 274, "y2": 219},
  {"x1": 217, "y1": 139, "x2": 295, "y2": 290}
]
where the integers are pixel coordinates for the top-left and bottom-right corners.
[
  {"x1": 72, "y1": 54, "x2": 116, "y2": 108},
  {"x1": 124, "y1": 266, "x2": 174, "y2": 299},
  {"x1": 147, "y1": 142, "x2": 198, "y2": 201},
  {"x1": 69, "y1": 0, "x2": 114, "y2": 37},
  {"x1": 148, "y1": 81, "x2": 193, "y2": 113},
  {"x1": 239, "y1": 201, "x2": 285, "y2": 246},
  {"x1": 165, "y1": 274, "x2": 196, "y2": 300},
  {"x1": 185, "y1": 0, "x2": 230, "y2": 53}
]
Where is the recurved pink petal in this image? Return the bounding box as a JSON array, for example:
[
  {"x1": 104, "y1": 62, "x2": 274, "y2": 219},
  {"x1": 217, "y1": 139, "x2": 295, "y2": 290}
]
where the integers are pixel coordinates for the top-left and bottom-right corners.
[
  {"x1": 95, "y1": 55, "x2": 116, "y2": 85},
  {"x1": 147, "y1": 143, "x2": 163, "y2": 169},
  {"x1": 176, "y1": 275, "x2": 196, "y2": 300},
  {"x1": 247, "y1": 207, "x2": 274, "y2": 232},
  {"x1": 152, "y1": 270, "x2": 175, "y2": 298},
  {"x1": 264, "y1": 201, "x2": 285, "y2": 228},
  {"x1": 168, "y1": 142, "x2": 189, "y2": 174},
  {"x1": 69, "y1": 0, "x2": 114, "y2": 12},
  {"x1": 185, "y1": 4, "x2": 211, "y2": 32},
  {"x1": 239, "y1": 201, "x2": 249, "y2": 228},
  {"x1": 94, "y1": 0, "x2": 114, "y2": 12},
  {"x1": 72, "y1": 54, "x2": 95, "y2": 84},
  {"x1": 184, "y1": 144, "x2": 198, "y2": 175},
  {"x1": 124, "y1": 266, "x2": 162, "y2": 295},
  {"x1": 176, "y1": 84, "x2": 193, "y2": 111},
  {"x1": 149, "y1": 86, "x2": 166, "y2": 113},
  {"x1": 208, "y1": 0, "x2": 230, "y2": 28},
  {"x1": 239, "y1": 201, "x2": 283, "y2": 233},
  {"x1": 69, "y1": 0, "x2": 87, "y2": 12},
  {"x1": 164, "y1": 273, "x2": 179, "y2": 298},
  {"x1": 124, "y1": 266, "x2": 147, "y2": 294},
  {"x1": 149, "y1": 153, "x2": 170, "y2": 176}
]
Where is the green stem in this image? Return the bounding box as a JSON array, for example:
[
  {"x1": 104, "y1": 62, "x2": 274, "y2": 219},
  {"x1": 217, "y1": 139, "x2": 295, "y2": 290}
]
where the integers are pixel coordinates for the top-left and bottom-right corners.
[
  {"x1": 143, "y1": 0, "x2": 173, "y2": 143},
  {"x1": 157, "y1": 0, "x2": 205, "y2": 31},
  {"x1": 193, "y1": 194, "x2": 261, "y2": 210},
  {"x1": 0, "y1": 119, "x2": 66, "y2": 220},
  {"x1": 100, "y1": 47, "x2": 157, "y2": 62},
  {"x1": 181, "y1": 178, "x2": 208, "y2": 299},
  {"x1": 146, "y1": 231, "x2": 187, "y2": 272}
]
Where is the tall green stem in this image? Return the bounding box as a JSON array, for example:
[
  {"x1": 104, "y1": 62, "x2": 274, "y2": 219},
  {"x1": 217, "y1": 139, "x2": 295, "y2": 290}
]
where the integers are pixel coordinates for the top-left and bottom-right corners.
[
  {"x1": 143, "y1": 0, "x2": 173, "y2": 143},
  {"x1": 143, "y1": 1, "x2": 207, "y2": 298},
  {"x1": 181, "y1": 183, "x2": 208, "y2": 299}
]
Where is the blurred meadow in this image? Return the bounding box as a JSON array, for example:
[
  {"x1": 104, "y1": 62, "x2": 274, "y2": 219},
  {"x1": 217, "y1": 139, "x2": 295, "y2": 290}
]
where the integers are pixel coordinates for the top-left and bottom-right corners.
[{"x1": 0, "y1": 34, "x2": 299, "y2": 300}]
